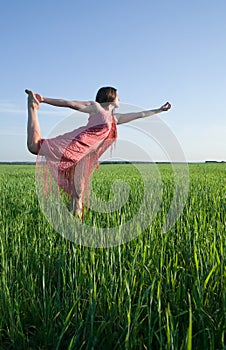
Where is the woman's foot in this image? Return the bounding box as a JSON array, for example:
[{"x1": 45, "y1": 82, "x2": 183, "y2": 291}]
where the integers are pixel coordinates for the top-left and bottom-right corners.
[{"x1": 25, "y1": 89, "x2": 40, "y2": 109}]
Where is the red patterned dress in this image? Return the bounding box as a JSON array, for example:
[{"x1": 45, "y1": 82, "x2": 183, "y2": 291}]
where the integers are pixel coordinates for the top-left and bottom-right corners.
[{"x1": 36, "y1": 108, "x2": 117, "y2": 202}]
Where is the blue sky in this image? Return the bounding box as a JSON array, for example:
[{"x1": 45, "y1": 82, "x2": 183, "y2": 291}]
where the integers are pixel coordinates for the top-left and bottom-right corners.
[{"x1": 0, "y1": 0, "x2": 225, "y2": 162}]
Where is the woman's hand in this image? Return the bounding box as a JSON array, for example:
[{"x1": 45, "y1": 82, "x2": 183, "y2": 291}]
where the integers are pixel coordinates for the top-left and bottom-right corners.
[
  {"x1": 25, "y1": 89, "x2": 44, "y2": 103},
  {"x1": 34, "y1": 93, "x2": 44, "y2": 103},
  {"x1": 160, "y1": 102, "x2": 171, "y2": 111}
]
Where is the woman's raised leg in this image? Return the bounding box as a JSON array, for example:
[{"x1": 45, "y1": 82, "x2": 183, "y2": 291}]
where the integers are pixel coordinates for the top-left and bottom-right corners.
[{"x1": 25, "y1": 89, "x2": 42, "y2": 155}]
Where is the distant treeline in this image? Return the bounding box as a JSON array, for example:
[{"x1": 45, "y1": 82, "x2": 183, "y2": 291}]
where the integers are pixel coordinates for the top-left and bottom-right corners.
[
  {"x1": 0, "y1": 160, "x2": 225, "y2": 165},
  {"x1": 205, "y1": 160, "x2": 226, "y2": 163},
  {"x1": 0, "y1": 162, "x2": 36, "y2": 165}
]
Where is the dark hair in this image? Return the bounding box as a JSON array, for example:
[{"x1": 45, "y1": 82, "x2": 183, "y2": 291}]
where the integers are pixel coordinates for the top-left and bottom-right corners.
[{"x1": 95, "y1": 86, "x2": 117, "y2": 104}]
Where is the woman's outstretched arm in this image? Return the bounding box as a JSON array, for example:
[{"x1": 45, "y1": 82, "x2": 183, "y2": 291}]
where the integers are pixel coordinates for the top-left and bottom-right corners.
[
  {"x1": 115, "y1": 102, "x2": 171, "y2": 124},
  {"x1": 26, "y1": 90, "x2": 98, "y2": 113}
]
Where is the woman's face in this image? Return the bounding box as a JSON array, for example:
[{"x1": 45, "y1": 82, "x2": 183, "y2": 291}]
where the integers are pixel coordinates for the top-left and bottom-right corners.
[{"x1": 113, "y1": 92, "x2": 120, "y2": 108}]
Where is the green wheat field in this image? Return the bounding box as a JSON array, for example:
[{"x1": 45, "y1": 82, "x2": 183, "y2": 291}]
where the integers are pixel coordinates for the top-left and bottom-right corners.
[{"x1": 0, "y1": 163, "x2": 225, "y2": 349}]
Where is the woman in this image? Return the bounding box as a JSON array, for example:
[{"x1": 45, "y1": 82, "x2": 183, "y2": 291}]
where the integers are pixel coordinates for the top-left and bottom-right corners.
[{"x1": 26, "y1": 87, "x2": 171, "y2": 217}]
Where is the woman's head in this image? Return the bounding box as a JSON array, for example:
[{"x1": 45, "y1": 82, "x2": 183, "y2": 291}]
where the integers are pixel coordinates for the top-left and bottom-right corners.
[{"x1": 95, "y1": 86, "x2": 118, "y2": 104}]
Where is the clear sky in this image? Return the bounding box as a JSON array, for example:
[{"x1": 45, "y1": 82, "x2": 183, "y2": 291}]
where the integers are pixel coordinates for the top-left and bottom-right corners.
[{"x1": 0, "y1": 0, "x2": 225, "y2": 162}]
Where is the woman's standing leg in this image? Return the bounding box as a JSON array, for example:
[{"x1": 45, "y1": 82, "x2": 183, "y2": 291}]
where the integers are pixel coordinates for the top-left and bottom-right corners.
[
  {"x1": 25, "y1": 89, "x2": 41, "y2": 155},
  {"x1": 71, "y1": 162, "x2": 85, "y2": 218},
  {"x1": 70, "y1": 194, "x2": 83, "y2": 218},
  {"x1": 71, "y1": 154, "x2": 95, "y2": 218}
]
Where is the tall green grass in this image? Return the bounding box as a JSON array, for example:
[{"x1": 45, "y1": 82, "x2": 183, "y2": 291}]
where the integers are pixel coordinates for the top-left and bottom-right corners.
[{"x1": 0, "y1": 163, "x2": 225, "y2": 349}]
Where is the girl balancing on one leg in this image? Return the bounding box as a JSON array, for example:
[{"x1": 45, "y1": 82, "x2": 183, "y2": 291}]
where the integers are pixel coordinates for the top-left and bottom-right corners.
[{"x1": 25, "y1": 87, "x2": 171, "y2": 218}]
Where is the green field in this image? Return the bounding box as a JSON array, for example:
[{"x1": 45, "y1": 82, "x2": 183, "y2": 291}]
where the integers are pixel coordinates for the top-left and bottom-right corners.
[{"x1": 0, "y1": 163, "x2": 225, "y2": 349}]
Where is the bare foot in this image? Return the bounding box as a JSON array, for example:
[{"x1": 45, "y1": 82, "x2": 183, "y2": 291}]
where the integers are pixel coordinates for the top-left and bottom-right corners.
[{"x1": 25, "y1": 89, "x2": 40, "y2": 109}]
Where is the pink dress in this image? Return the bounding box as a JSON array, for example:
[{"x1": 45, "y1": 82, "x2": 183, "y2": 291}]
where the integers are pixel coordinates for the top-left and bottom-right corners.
[{"x1": 36, "y1": 108, "x2": 117, "y2": 202}]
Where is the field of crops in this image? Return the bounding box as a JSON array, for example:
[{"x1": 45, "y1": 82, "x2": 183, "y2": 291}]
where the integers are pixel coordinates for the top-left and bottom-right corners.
[{"x1": 0, "y1": 163, "x2": 225, "y2": 349}]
